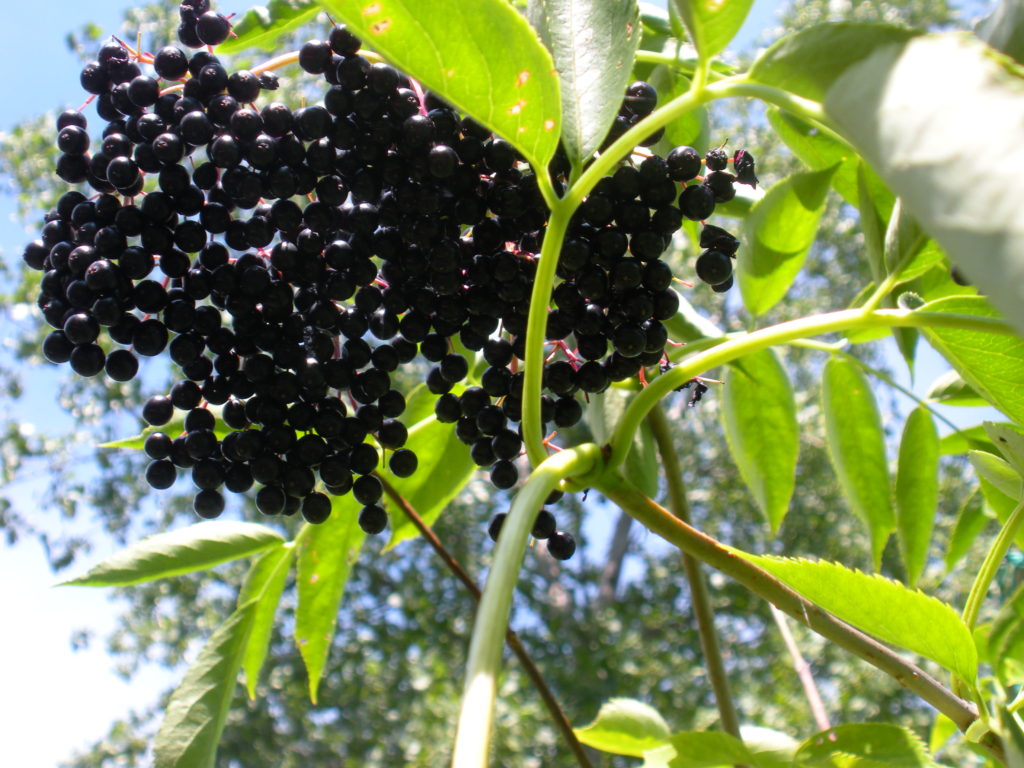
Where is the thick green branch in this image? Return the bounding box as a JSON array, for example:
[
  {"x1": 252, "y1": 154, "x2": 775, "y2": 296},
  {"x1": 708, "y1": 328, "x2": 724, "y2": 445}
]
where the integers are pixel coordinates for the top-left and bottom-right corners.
[
  {"x1": 376, "y1": 475, "x2": 594, "y2": 768},
  {"x1": 648, "y1": 405, "x2": 742, "y2": 741},
  {"x1": 610, "y1": 308, "x2": 1016, "y2": 470},
  {"x1": 594, "y1": 471, "x2": 1001, "y2": 758},
  {"x1": 452, "y1": 444, "x2": 603, "y2": 768}
]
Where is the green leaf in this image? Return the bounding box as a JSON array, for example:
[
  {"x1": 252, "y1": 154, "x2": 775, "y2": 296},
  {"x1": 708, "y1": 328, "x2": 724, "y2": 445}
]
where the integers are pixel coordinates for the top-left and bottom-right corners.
[
  {"x1": 925, "y1": 370, "x2": 989, "y2": 407},
  {"x1": 765, "y1": 107, "x2": 865, "y2": 210},
  {"x1": 400, "y1": 382, "x2": 439, "y2": 431},
  {"x1": 939, "y1": 424, "x2": 999, "y2": 456},
  {"x1": 671, "y1": 0, "x2": 755, "y2": 59},
  {"x1": 895, "y1": 406, "x2": 939, "y2": 588},
  {"x1": 944, "y1": 490, "x2": 992, "y2": 574},
  {"x1": 574, "y1": 698, "x2": 671, "y2": 757},
  {"x1": 857, "y1": 160, "x2": 887, "y2": 286},
  {"x1": 528, "y1": 0, "x2": 641, "y2": 170},
  {"x1": 990, "y1": 585, "x2": 1024, "y2": 686},
  {"x1": 976, "y1": 0, "x2": 1024, "y2": 64},
  {"x1": 238, "y1": 543, "x2": 295, "y2": 699},
  {"x1": 985, "y1": 422, "x2": 1024, "y2": 477},
  {"x1": 384, "y1": 414, "x2": 476, "y2": 549},
  {"x1": 748, "y1": 22, "x2": 920, "y2": 101},
  {"x1": 795, "y1": 723, "x2": 930, "y2": 767},
  {"x1": 882, "y1": 198, "x2": 927, "y2": 277},
  {"x1": 738, "y1": 555, "x2": 978, "y2": 685},
  {"x1": 969, "y1": 451, "x2": 1023, "y2": 501},
  {"x1": 643, "y1": 731, "x2": 762, "y2": 768},
  {"x1": 217, "y1": 0, "x2": 320, "y2": 54},
  {"x1": 587, "y1": 386, "x2": 658, "y2": 497},
  {"x1": 664, "y1": 291, "x2": 724, "y2": 342},
  {"x1": 60, "y1": 521, "x2": 284, "y2": 587},
  {"x1": 317, "y1": 0, "x2": 561, "y2": 172},
  {"x1": 738, "y1": 165, "x2": 836, "y2": 316},
  {"x1": 99, "y1": 408, "x2": 231, "y2": 450},
  {"x1": 821, "y1": 356, "x2": 894, "y2": 568},
  {"x1": 649, "y1": 66, "x2": 709, "y2": 152},
  {"x1": 721, "y1": 349, "x2": 798, "y2": 533},
  {"x1": 822, "y1": 33, "x2": 1024, "y2": 338},
  {"x1": 929, "y1": 713, "x2": 958, "y2": 756},
  {"x1": 153, "y1": 599, "x2": 258, "y2": 768},
  {"x1": 296, "y1": 495, "x2": 366, "y2": 702},
  {"x1": 918, "y1": 296, "x2": 1024, "y2": 426}
]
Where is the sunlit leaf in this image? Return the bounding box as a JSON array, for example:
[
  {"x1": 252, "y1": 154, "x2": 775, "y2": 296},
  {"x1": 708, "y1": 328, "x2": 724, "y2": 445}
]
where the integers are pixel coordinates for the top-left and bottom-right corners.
[
  {"x1": 60, "y1": 522, "x2": 284, "y2": 587},
  {"x1": 918, "y1": 296, "x2": 1024, "y2": 427},
  {"x1": 217, "y1": 0, "x2": 320, "y2": 54},
  {"x1": 574, "y1": 698, "x2": 670, "y2": 757},
  {"x1": 895, "y1": 406, "x2": 939, "y2": 587},
  {"x1": 821, "y1": 356, "x2": 894, "y2": 568},
  {"x1": 721, "y1": 349, "x2": 798, "y2": 533},
  {"x1": 643, "y1": 730, "x2": 761, "y2": 768},
  {"x1": 528, "y1": 0, "x2": 641, "y2": 170},
  {"x1": 969, "y1": 450, "x2": 1022, "y2": 501},
  {"x1": 295, "y1": 494, "x2": 365, "y2": 702},
  {"x1": 316, "y1": 0, "x2": 561, "y2": 171},
  {"x1": 238, "y1": 543, "x2": 295, "y2": 699},
  {"x1": 925, "y1": 370, "x2": 989, "y2": 408},
  {"x1": 738, "y1": 165, "x2": 836, "y2": 316},
  {"x1": 739, "y1": 555, "x2": 978, "y2": 684},
  {"x1": 671, "y1": 0, "x2": 755, "y2": 59},
  {"x1": 154, "y1": 600, "x2": 258, "y2": 768},
  {"x1": 990, "y1": 585, "x2": 1024, "y2": 686},
  {"x1": 944, "y1": 490, "x2": 992, "y2": 574},
  {"x1": 796, "y1": 723, "x2": 930, "y2": 767}
]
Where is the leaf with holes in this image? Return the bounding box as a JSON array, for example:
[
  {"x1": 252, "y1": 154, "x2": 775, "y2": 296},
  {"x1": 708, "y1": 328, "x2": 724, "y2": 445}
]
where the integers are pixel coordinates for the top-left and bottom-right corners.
[
  {"x1": 316, "y1": 0, "x2": 561, "y2": 171},
  {"x1": 721, "y1": 349, "x2": 798, "y2": 533},
  {"x1": 528, "y1": 0, "x2": 641, "y2": 171},
  {"x1": 59, "y1": 521, "x2": 284, "y2": 587},
  {"x1": 821, "y1": 356, "x2": 894, "y2": 568}
]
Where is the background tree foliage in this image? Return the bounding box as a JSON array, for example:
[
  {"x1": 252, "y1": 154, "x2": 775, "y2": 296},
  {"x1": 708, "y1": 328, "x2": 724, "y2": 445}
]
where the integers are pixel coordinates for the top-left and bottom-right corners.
[{"x1": 0, "y1": 0, "x2": 1001, "y2": 766}]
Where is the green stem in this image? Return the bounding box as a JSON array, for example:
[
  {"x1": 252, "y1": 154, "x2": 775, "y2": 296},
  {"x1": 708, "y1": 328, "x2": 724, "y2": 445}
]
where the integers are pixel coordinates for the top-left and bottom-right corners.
[
  {"x1": 594, "y1": 470, "x2": 1003, "y2": 759},
  {"x1": 609, "y1": 308, "x2": 1016, "y2": 470},
  {"x1": 963, "y1": 499, "x2": 1024, "y2": 631},
  {"x1": 376, "y1": 475, "x2": 594, "y2": 768},
  {"x1": 648, "y1": 406, "x2": 743, "y2": 742},
  {"x1": 523, "y1": 200, "x2": 573, "y2": 467},
  {"x1": 451, "y1": 444, "x2": 603, "y2": 768},
  {"x1": 704, "y1": 77, "x2": 844, "y2": 145}
]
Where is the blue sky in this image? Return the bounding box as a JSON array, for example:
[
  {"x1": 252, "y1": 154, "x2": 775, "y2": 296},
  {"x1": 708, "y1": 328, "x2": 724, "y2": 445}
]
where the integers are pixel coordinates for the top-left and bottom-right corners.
[{"x1": 0, "y1": 1, "x2": 999, "y2": 766}]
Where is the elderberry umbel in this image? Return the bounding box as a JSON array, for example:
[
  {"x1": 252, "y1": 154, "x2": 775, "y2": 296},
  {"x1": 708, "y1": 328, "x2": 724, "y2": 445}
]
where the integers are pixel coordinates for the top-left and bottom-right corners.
[{"x1": 26, "y1": 1, "x2": 759, "y2": 558}]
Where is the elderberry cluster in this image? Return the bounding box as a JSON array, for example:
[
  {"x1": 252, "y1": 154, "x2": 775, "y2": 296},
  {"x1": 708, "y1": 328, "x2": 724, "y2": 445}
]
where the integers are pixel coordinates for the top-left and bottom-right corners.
[{"x1": 24, "y1": 2, "x2": 756, "y2": 557}]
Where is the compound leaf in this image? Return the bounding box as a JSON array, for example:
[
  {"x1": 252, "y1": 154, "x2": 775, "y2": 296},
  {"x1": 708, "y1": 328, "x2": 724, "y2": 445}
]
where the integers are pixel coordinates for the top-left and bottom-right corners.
[
  {"x1": 739, "y1": 165, "x2": 835, "y2": 316},
  {"x1": 821, "y1": 356, "x2": 894, "y2": 568},
  {"x1": 574, "y1": 698, "x2": 670, "y2": 757},
  {"x1": 528, "y1": 0, "x2": 641, "y2": 170},
  {"x1": 295, "y1": 494, "x2": 365, "y2": 702},
  {"x1": 317, "y1": 0, "x2": 561, "y2": 171},
  {"x1": 895, "y1": 406, "x2": 939, "y2": 587},
  {"x1": 154, "y1": 599, "x2": 258, "y2": 768},
  {"x1": 739, "y1": 555, "x2": 978, "y2": 685},
  {"x1": 721, "y1": 348, "x2": 798, "y2": 533},
  {"x1": 60, "y1": 521, "x2": 284, "y2": 587}
]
